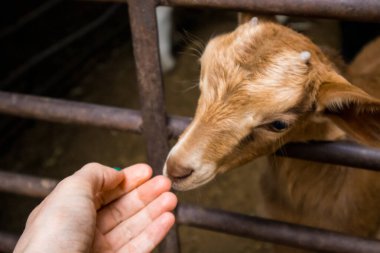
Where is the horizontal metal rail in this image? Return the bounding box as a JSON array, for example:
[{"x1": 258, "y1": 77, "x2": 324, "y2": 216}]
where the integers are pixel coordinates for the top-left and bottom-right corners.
[
  {"x1": 88, "y1": 0, "x2": 380, "y2": 22},
  {"x1": 0, "y1": 91, "x2": 190, "y2": 138},
  {"x1": 0, "y1": 232, "x2": 18, "y2": 253},
  {"x1": 0, "y1": 171, "x2": 58, "y2": 198},
  {"x1": 0, "y1": 91, "x2": 380, "y2": 171},
  {"x1": 278, "y1": 141, "x2": 380, "y2": 171},
  {"x1": 2, "y1": 171, "x2": 380, "y2": 253},
  {"x1": 177, "y1": 204, "x2": 380, "y2": 253},
  {"x1": 159, "y1": 0, "x2": 380, "y2": 22}
]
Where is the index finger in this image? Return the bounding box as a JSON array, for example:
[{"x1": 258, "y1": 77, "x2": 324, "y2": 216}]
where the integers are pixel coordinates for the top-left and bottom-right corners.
[
  {"x1": 72, "y1": 163, "x2": 152, "y2": 208},
  {"x1": 120, "y1": 164, "x2": 153, "y2": 193},
  {"x1": 95, "y1": 164, "x2": 153, "y2": 209}
]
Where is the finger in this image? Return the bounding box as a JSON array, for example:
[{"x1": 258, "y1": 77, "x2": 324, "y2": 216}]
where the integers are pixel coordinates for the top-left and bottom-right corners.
[
  {"x1": 105, "y1": 192, "x2": 177, "y2": 250},
  {"x1": 97, "y1": 175, "x2": 171, "y2": 233},
  {"x1": 74, "y1": 162, "x2": 125, "y2": 194},
  {"x1": 96, "y1": 164, "x2": 153, "y2": 208},
  {"x1": 117, "y1": 212, "x2": 175, "y2": 253},
  {"x1": 25, "y1": 203, "x2": 43, "y2": 228},
  {"x1": 92, "y1": 229, "x2": 113, "y2": 253}
]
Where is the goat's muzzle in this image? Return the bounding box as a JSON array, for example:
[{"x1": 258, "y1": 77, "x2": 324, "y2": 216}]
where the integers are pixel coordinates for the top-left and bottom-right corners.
[{"x1": 165, "y1": 156, "x2": 194, "y2": 182}]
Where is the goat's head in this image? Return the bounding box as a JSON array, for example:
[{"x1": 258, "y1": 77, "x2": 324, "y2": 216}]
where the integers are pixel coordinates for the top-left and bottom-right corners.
[{"x1": 164, "y1": 18, "x2": 380, "y2": 191}]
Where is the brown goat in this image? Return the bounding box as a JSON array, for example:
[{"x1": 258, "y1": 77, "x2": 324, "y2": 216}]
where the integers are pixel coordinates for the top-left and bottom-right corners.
[{"x1": 163, "y1": 18, "x2": 380, "y2": 252}]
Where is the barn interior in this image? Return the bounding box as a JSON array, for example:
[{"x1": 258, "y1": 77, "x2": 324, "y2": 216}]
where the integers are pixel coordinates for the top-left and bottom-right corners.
[{"x1": 1, "y1": 1, "x2": 379, "y2": 252}]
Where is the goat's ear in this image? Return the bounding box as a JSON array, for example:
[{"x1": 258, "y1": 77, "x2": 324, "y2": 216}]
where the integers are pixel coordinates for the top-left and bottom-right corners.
[{"x1": 316, "y1": 72, "x2": 380, "y2": 146}]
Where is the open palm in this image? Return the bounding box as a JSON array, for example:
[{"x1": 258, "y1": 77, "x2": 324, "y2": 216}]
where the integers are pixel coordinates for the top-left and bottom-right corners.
[{"x1": 14, "y1": 163, "x2": 177, "y2": 253}]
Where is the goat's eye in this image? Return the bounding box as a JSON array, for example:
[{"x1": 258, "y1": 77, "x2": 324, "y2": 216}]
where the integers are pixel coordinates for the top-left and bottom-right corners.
[{"x1": 268, "y1": 120, "x2": 289, "y2": 132}]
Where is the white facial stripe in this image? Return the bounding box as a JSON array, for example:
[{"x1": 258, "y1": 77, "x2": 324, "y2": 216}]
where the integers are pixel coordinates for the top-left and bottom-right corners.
[{"x1": 167, "y1": 120, "x2": 205, "y2": 170}]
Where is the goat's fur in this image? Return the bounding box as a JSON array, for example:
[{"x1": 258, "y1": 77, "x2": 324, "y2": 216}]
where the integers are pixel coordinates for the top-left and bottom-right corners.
[{"x1": 163, "y1": 18, "x2": 380, "y2": 252}]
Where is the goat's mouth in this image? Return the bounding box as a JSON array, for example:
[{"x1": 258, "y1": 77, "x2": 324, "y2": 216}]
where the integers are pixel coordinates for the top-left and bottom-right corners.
[
  {"x1": 170, "y1": 167, "x2": 217, "y2": 191},
  {"x1": 163, "y1": 162, "x2": 217, "y2": 191},
  {"x1": 172, "y1": 169, "x2": 194, "y2": 181},
  {"x1": 172, "y1": 173, "x2": 216, "y2": 191}
]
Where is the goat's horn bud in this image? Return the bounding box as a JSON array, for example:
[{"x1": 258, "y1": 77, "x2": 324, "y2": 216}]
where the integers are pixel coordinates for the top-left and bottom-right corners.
[
  {"x1": 250, "y1": 17, "x2": 258, "y2": 26},
  {"x1": 300, "y1": 51, "x2": 311, "y2": 62}
]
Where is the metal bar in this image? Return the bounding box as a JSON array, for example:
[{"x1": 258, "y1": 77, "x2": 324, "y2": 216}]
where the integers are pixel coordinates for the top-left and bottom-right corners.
[
  {"x1": 84, "y1": 0, "x2": 380, "y2": 22},
  {"x1": 127, "y1": 0, "x2": 179, "y2": 252},
  {"x1": 127, "y1": 0, "x2": 170, "y2": 175},
  {"x1": 0, "y1": 171, "x2": 58, "y2": 198},
  {"x1": 0, "y1": 91, "x2": 190, "y2": 137},
  {"x1": 160, "y1": 0, "x2": 380, "y2": 22},
  {"x1": 2, "y1": 170, "x2": 380, "y2": 253},
  {"x1": 0, "y1": 91, "x2": 380, "y2": 171},
  {"x1": 2, "y1": 169, "x2": 380, "y2": 253},
  {"x1": 177, "y1": 204, "x2": 380, "y2": 253},
  {"x1": 277, "y1": 141, "x2": 380, "y2": 171},
  {"x1": 0, "y1": 232, "x2": 18, "y2": 253}
]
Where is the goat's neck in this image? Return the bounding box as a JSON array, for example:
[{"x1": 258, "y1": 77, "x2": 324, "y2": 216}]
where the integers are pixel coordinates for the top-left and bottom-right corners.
[{"x1": 263, "y1": 117, "x2": 380, "y2": 229}]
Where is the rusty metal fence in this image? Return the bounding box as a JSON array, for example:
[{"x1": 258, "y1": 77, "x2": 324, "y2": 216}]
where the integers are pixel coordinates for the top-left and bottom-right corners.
[{"x1": 1, "y1": 0, "x2": 380, "y2": 252}]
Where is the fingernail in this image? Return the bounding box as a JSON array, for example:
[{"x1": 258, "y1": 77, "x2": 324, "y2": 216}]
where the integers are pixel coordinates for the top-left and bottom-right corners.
[{"x1": 113, "y1": 167, "x2": 122, "y2": 171}]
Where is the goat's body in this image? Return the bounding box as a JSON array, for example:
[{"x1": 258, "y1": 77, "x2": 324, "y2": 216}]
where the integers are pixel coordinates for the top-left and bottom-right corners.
[
  {"x1": 258, "y1": 39, "x2": 380, "y2": 252},
  {"x1": 261, "y1": 158, "x2": 380, "y2": 233},
  {"x1": 260, "y1": 159, "x2": 380, "y2": 252},
  {"x1": 348, "y1": 37, "x2": 380, "y2": 98}
]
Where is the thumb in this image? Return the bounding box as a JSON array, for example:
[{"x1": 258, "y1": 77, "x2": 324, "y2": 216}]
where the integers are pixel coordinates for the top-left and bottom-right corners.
[{"x1": 74, "y1": 163, "x2": 125, "y2": 194}]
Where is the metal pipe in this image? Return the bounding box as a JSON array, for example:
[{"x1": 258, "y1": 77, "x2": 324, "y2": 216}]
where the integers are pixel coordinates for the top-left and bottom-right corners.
[
  {"x1": 0, "y1": 232, "x2": 18, "y2": 253},
  {"x1": 0, "y1": 91, "x2": 190, "y2": 137},
  {"x1": 84, "y1": 0, "x2": 380, "y2": 22},
  {"x1": 160, "y1": 0, "x2": 380, "y2": 22},
  {"x1": 0, "y1": 91, "x2": 380, "y2": 171},
  {"x1": 177, "y1": 204, "x2": 380, "y2": 253},
  {"x1": 277, "y1": 141, "x2": 380, "y2": 171},
  {"x1": 0, "y1": 171, "x2": 58, "y2": 198},
  {"x1": 127, "y1": 0, "x2": 170, "y2": 175},
  {"x1": 127, "y1": 0, "x2": 179, "y2": 252},
  {"x1": 2, "y1": 170, "x2": 380, "y2": 253}
]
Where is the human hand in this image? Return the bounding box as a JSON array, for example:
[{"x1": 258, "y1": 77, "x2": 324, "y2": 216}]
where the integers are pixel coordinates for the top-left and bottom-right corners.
[{"x1": 14, "y1": 163, "x2": 177, "y2": 253}]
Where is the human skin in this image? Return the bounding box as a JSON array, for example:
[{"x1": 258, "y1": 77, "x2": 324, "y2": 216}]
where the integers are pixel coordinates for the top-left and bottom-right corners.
[{"x1": 14, "y1": 163, "x2": 177, "y2": 253}]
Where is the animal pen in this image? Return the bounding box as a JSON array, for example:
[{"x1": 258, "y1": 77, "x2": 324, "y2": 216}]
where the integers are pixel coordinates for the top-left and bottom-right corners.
[{"x1": 1, "y1": 0, "x2": 380, "y2": 252}]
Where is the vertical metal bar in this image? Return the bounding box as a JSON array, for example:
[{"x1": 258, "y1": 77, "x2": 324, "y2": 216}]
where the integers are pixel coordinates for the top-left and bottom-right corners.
[
  {"x1": 127, "y1": 1, "x2": 180, "y2": 252},
  {"x1": 127, "y1": 0, "x2": 169, "y2": 175}
]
